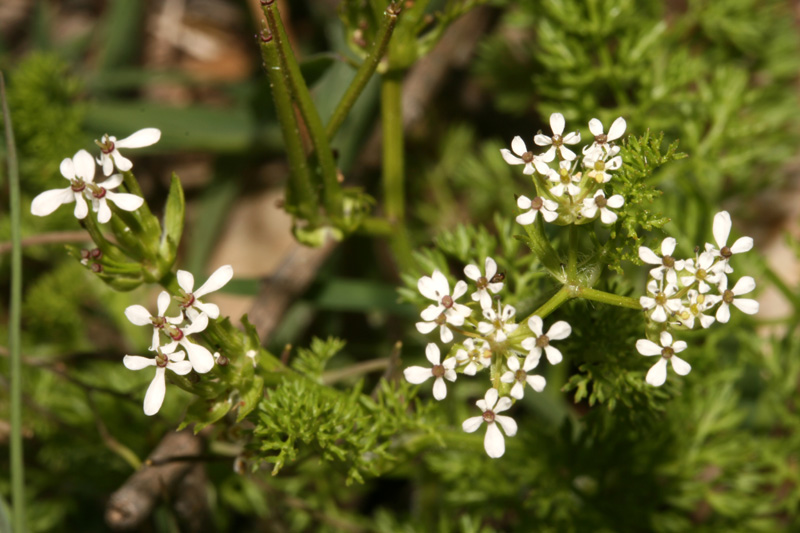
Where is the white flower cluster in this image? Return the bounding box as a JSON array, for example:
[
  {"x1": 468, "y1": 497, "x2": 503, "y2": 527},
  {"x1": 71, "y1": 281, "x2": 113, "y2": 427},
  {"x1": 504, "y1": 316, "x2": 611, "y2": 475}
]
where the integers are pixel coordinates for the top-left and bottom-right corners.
[
  {"x1": 636, "y1": 211, "x2": 758, "y2": 386},
  {"x1": 404, "y1": 258, "x2": 571, "y2": 458},
  {"x1": 31, "y1": 128, "x2": 160, "y2": 223},
  {"x1": 502, "y1": 113, "x2": 627, "y2": 226},
  {"x1": 123, "y1": 265, "x2": 233, "y2": 415}
]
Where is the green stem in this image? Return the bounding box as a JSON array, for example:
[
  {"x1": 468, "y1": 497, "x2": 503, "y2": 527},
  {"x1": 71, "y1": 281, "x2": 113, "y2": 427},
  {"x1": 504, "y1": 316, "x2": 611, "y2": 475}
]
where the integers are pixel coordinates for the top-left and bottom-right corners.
[
  {"x1": 522, "y1": 215, "x2": 564, "y2": 281},
  {"x1": 579, "y1": 287, "x2": 642, "y2": 310},
  {"x1": 263, "y1": 4, "x2": 342, "y2": 219},
  {"x1": 2, "y1": 72, "x2": 27, "y2": 533},
  {"x1": 259, "y1": 35, "x2": 319, "y2": 223},
  {"x1": 533, "y1": 286, "x2": 573, "y2": 319},
  {"x1": 567, "y1": 224, "x2": 579, "y2": 282},
  {"x1": 381, "y1": 71, "x2": 414, "y2": 270},
  {"x1": 326, "y1": 8, "x2": 398, "y2": 139}
]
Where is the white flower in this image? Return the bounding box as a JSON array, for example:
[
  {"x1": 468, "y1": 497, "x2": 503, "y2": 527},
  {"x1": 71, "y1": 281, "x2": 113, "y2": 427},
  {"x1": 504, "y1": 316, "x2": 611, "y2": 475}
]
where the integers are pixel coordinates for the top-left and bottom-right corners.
[
  {"x1": 477, "y1": 304, "x2": 518, "y2": 342},
  {"x1": 464, "y1": 257, "x2": 504, "y2": 310},
  {"x1": 500, "y1": 136, "x2": 551, "y2": 175},
  {"x1": 161, "y1": 313, "x2": 216, "y2": 374},
  {"x1": 547, "y1": 160, "x2": 582, "y2": 197},
  {"x1": 95, "y1": 128, "x2": 161, "y2": 176},
  {"x1": 403, "y1": 343, "x2": 457, "y2": 400},
  {"x1": 581, "y1": 190, "x2": 624, "y2": 224},
  {"x1": 716, "y1": 276, "x2": 759, "y2": 323},
  {"x1": 680, "y1": 252, "x2": 722, "y2": 293},
  {"x1": 583, "y1": 149, "x2": 622, "y2": 183},
  {"x1": 500, "y1": 355, "x2": 546, "y2": 399},
  {"x1": 462, "y1": 388, "x2": 517, "y2": 458},
  {"x1": 516, "y1": 195, "x2": 558, "y2": 225},
  {"x1": 534, "y1": 112, "x2": 581, "y2": 161},
  {"x1": 416, "y1": 315, "x2": 460, "y2": 343},
  {"x1": 455, "y1": 339, "x2": 492, "y2": 375},
  {"x1": 638, "y1": 237, "x2": 685, "y2": 286},
  {"x1": 640, "y1": 279, "x2": 682, "y2": 323},
  {"x1": 176, "y1": 265, "x2": 234, "y2": 320},
  {"x1": 636, "y1": 331, "x2": 691, "y2": 387},
  {"x1": 418, "y1": 270, "x2": 471, "y2": 324},
  {"x1": 246, "y1": 349, "x2": 258, "y2": 368},
  {"x1": 123, "y1": 345, "x2": 192, "y2": 416},
  {"x1": 88, "y1": 173, "x2": 145, "y2": 224},
  {"x1": 31, "y1": 150, "x2": 96, "y2": 219},
  {"x1": 587, "y1": 117, "x2": 626, "y2": 153},
  {"x1": 125, "y1": 291, "x2": 183, "y2": 350},
  {"x1": 707, "y1": 211, "x2": 754, "y2": 273},
  {"x1": 520, "y1": 315, "x2": 571, "y2": 365},
  {"x1": 676, "y1": 290, "x2": 718, "y2": 329}
]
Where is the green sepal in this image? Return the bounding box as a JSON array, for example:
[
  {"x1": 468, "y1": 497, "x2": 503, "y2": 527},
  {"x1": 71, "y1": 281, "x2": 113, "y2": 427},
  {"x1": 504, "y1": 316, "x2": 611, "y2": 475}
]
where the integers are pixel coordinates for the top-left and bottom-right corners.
[
  {"x1": 292, "y1": 223, "x2": 343, "y2": 248},
  {"x1": 236, "y1": 375, "x2": 264, "y2": 423},
  {"x1": 178, "y1": 395, "x2": 233, "y2": 433},
  {"x1": 159, "y1": 173, "x2": 185, "y2": 269}
]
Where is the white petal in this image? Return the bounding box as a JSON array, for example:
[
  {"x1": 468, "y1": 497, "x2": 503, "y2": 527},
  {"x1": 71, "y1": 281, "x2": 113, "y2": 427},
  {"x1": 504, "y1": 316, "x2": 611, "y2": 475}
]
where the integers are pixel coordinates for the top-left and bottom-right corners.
[
  {"x1": 484, "y1": 387, "x2": 499, "y2": 409},
  {"x1": 184, "y1": 341, "x2": 215, "y2": 374},
  {"x1": 143, "y1": 367, "x2": 167, "y2": 416},
  {"x1": 116, "y1": 128, "x2": 161, "y2": 148},
  {"x1": 418, "y1": 275, "x2": 439, "y2": 300},
  {"x1": 546, "y1": 321, "x2": 571, "y2": 340},
  {"x1": 193, "y1": 301, "x2": 220, "y2": 320},
  {"x1": 527, "y1": 315, "x2": 544, "y2": 336},
  {"x1": 431, "y1": 270, "x2": 451, "y2": 296},
  {"x1": 732, "y1": 298, "x2": 759, "y2": 315},
  {"x1": 510, "y1": 136, "x2": 527, "y2": 156},
  {"x1": 464, "y1": 264, "x2": 481, "y2": 281},
  {"x1": 502, "y1": 305, "x2": 516, "y2": 321},
  {"x1": 98, "y1": 173, "x2": 124, "y2": 190},
  {"x1": 404, "y1": 366, "x2": 433, "y2": 384},
  {"x1": 588, "y1": 118, "x2": 604, "y2": 136},
  {"x1": 670, "y1": 356, "x2": 691, "y2": 376},
  {"x1": 522, "y1": 353, "x2": 540, "y2": 370},
  {"x1": 425, "y1": 343, "x2": 441, "y2": 365},
  {"x1": 157, "y1": 291, "x2": 172, "y2": 316},
  {"x1": 510, "y1": 382, "x2": 524, "y2": 399},
  {"x1": 432, "y1": 377, "x2": 447, "y2": 400},
  {"x1": 73, "y1": 195, "x2": 88, "y2": 219},
  {"x1": 659, "y1": 331, "x2": 673, "y2": 347},
  {"x1": 125, "y1": 305, "x2": 153, "y2": 326},
  {"x1": 123, "y1": 355, "x2": 155, "y2": 370},
  {"x1": 550, "y1": 112, "x2": 565, "y2": 135},
  {"x1": 495, "y1": 414, "x2": 517, "y2": 436},
  {"x1": 484, "y1": 257, "x2": 497, "y2": 279},
  {"x1": 636, "y1": 339, "x2": 662, "y2": 356},
  {"x1": 517, "y1": 195, "x2": 532, "y2": 209},
  {"x1": 606, "y1": 195, "x2": 624, "y2": 208},
  {"x1": 168, "y1": 360, "x2": 193, "y2": 375},
  {"x1": 31, "y1": 187, "x2": 75, "y2": 216},
  {"x1": 72, "y1": 150, "x2": 96, "y2": 183},
  {"x1": 731, "y1": 276, "x2": 756, "y2": 296},
  {"x1": 541, "y1": 208, "x2": 559, "y2": 222},
  {"x1": 563, "y1": 131, "x2": 580, "y2": 145},
  {"x1": 500, "y1": 149, "x2": 524, "y2": 165},
  {"x1": 194, "y1": 265, "x2": 234, "y2": 298},
  {"x1": 177, "y1": 270, "x2": 195, "y2": 293},
  {"x1": 96, "y1": 199, "x2": 112, "y2": 224},
  {"x1": 544, "y1": 345, "x2": 563, "y2": 365},
  {"x1": 661, "y1": 237, "x2": 677, "y2": 256},
  {"x1": 730, "y1": 237, "x2": 753, "y2": 254},
  {"x1": 716, "y1": 302, "x2": 731, "y2": 323},
  {"x1": 559, "y1": 146, "x2": 577, "y2": 161},
  {"x1": 713, "y1": 211, "x2": 732, "y2": 248},
  {"x1": 462, "y1": 416, "x2": 484, "y2": 433},
  {"x1": 114, "y1": 154, "x2": 133, "y2": 171},
  {"x1": 60, "y1": 157, "x2": 75, "y2": 180},
  {"x1": 607, "y1": 117, "x2": 626, "y2": 141},
  {"x1": 638, "y1": 246, "x2": 661, "y2": 265},
  {"x1": 416, "y1": 321, "x2": 436, "y2": 335},
  {"x1": 650, "y1": 306, "x2": 667, "y2": 323},
  {"x1": 183, "y1": 312, "x2": 208, "y2": 335},
  {"x1": 645, "y1": 358, "x2": 668, "y2": 387},
  {"x1": 484, "y1": 423, "x2": 505, "y2": 458},
  {"x1": 527, "y1": 375, "x2": 546, "y2": 392},
  {"x1": 106, "y1": 191, "x2": 144, "y2": 212},
  {"x1": 500, "y1": 371, "x2": 515, "y2": 384},
  {"x1": 452, "y1": 280, "x2": 468, "y2": 300},
  {"x1": 420, "y1": 304, "x2": 443, "y2": 322},
  {"x1": 534, "y1": 134, "x2": 552, "y2": 147},
  {"x1": 102, "y1": 156, "x2": 114, "y2": 177},
  {"x1": 479, "y1": 290, "x2": 492, "y2": 310},
  {"x1": 600, "y1": 208, "x2": 618, "y2": 225}
]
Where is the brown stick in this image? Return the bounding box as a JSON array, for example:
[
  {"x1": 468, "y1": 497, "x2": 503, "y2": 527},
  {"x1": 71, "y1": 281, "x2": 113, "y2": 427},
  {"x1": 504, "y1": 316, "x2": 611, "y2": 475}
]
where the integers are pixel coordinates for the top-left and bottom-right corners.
[
  {"x1": 105, "y1": 429, "x2": 203, "y2": 531},
  {"x1": 0, "y1": 231, "x2": 98, "y2": 254}
]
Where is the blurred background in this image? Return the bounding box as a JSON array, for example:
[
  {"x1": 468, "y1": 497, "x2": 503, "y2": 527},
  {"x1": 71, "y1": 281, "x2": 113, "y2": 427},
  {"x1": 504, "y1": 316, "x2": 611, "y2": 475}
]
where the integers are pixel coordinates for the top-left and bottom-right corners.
[{"x1": 2, "y1": 0, "x2": 800, "y2": 531}]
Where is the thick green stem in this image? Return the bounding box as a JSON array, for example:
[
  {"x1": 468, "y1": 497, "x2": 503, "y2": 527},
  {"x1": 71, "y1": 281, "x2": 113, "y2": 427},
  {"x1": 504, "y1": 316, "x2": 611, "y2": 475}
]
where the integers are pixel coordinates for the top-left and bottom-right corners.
[
  {"x1": 326, "y1": 8, "x2": 398, "y2": 139},
  {"x1": 263, "y1": 4, "x2": 342, "y2": 220},
  {"x1": 533, "y1": 286, "x2": 573, "y2": 319},
  {"x1": 2, "y1": 72, "x2": 27, "y2": 533},
  {"x1": 567, "y1": 224, "x2": 579, "y2": 282},
  {"x1": 381, "y1": 72, "x2": 414, "y2": 270},
  {"x1": 579, "y1": 287, "x2": 642, "y2": 310},
  {"x1": 522, "y1": 216, "x2": 564, "y2": 281},
  {"x1": 259, "y1": 36, "x2": 319, "y2": 223}
]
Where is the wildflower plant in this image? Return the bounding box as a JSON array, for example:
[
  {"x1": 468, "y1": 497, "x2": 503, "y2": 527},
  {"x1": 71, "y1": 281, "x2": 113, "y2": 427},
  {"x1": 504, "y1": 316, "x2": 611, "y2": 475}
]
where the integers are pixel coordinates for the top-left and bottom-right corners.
[{"x1": 402, "y1": 113, "x2": 758, "y2": 457}]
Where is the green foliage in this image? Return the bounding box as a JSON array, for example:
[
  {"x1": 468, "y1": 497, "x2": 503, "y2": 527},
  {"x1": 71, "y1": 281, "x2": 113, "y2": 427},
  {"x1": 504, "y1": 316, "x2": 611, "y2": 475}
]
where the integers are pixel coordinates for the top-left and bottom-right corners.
[
  {"x1": 291, "y1": 336, "x2": 347, "y2": 381},
  {"x1": 253, "y1": 377, "x2": 431, "y2": 483}
]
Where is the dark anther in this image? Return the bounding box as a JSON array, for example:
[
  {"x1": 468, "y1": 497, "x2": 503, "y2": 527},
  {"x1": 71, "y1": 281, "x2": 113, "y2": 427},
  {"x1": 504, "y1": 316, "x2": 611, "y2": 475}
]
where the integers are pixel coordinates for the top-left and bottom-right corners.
[{"x1": 90, "y1": 263, "x2": 103, "y2": 273}]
